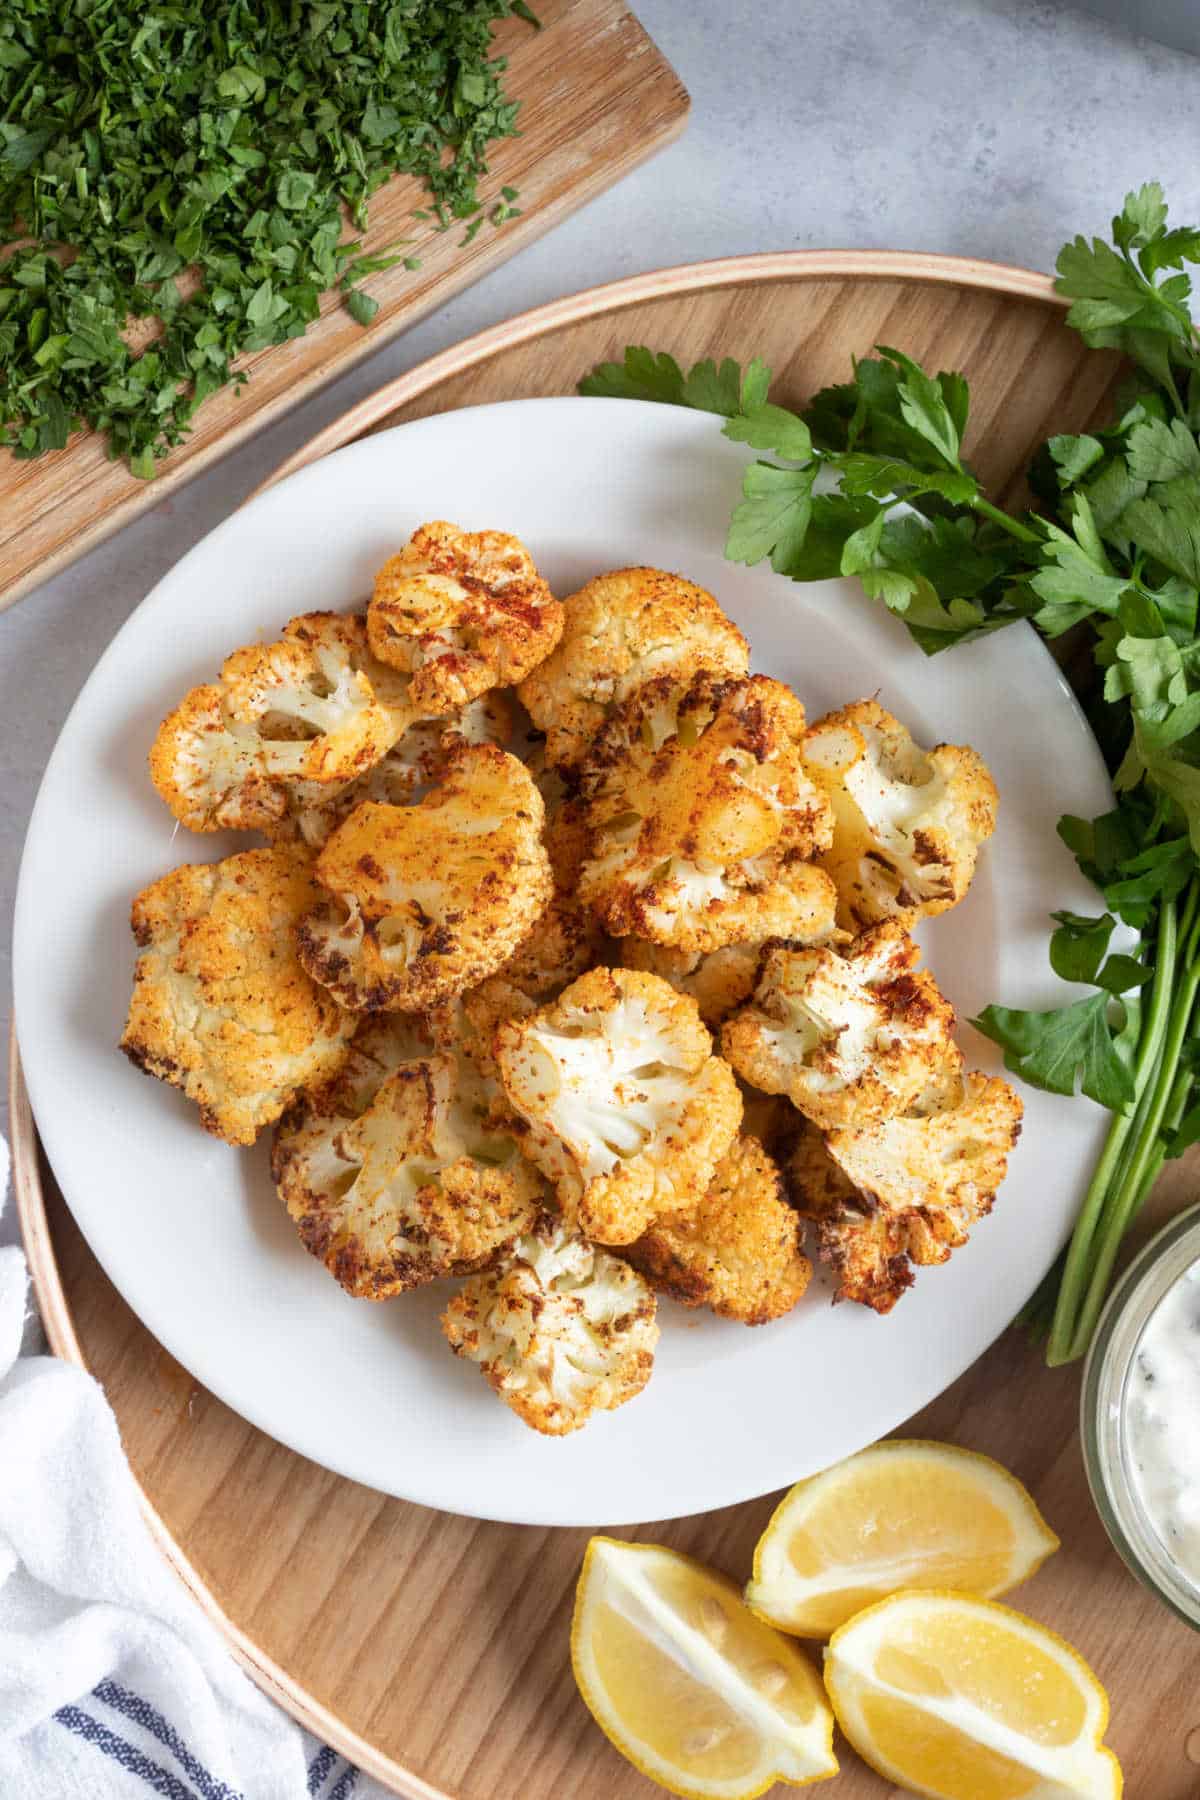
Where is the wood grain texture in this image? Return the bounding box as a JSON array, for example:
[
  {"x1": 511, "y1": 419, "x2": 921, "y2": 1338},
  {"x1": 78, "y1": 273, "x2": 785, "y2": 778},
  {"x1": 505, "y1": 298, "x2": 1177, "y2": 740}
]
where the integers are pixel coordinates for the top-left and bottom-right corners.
[
  {"x1": 14, "y1": 257, "x2": 1200, "y2": 1798},
  {"x1": 0, "y1": 0, "x2": 688, "y2": 614}
]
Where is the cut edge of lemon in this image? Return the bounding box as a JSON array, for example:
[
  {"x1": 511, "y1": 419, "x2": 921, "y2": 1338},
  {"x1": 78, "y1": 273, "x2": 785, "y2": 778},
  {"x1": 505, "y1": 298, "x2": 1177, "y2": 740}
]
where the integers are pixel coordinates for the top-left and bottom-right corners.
[
  {"x1": 823, "y1": 1588, "x2": 1122, "y2": 1800},
  {"x1": 746, "y1": 1439, "x2": 1060, "y2": 1638},
  {"x1": 571, "y1": 1536, "x2": 838, "y2": 1800}
]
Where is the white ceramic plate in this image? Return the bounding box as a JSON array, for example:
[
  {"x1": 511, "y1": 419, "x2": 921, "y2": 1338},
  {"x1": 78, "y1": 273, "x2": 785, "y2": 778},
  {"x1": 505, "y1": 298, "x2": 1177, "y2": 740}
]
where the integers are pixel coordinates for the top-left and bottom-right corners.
[{"x1": 15, "y1": 398, "x2": 1113, "y2": 1527}]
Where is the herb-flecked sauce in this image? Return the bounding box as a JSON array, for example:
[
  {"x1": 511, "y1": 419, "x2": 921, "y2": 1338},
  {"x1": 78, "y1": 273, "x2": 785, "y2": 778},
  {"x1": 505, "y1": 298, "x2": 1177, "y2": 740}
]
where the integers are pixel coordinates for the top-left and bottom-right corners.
[{"x1": 1126, "y1": 1260, "x2": 1200, "y2": 1590}]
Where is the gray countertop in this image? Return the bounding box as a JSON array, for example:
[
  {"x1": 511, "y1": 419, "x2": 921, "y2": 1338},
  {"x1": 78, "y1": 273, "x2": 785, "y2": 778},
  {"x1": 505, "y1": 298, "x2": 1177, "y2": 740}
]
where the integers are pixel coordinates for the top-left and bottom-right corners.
[{"x1": 4, "y1": 0, "x2": 1200, "y2": 1245}]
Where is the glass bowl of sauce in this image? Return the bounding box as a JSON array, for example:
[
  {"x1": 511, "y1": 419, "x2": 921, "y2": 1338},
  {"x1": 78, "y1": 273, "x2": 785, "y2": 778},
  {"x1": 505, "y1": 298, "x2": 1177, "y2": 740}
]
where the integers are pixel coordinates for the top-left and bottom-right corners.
[{"x1": 1083, "y1": 1202, "x2": 1200, "y2": 1630}]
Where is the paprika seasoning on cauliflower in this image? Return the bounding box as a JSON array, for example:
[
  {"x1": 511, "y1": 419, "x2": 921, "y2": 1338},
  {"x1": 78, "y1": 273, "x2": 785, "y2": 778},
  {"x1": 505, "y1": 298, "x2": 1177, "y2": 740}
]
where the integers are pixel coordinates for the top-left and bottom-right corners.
[
  {"x1": 579, "y1": 671, "x2": 836, "y2": 953},
  {"x1": 496, "y1": 792, "x2": 609, "y2": 1002},
  {"x1": 149, "y1": 611, "x2": 415, "y2": 834},
  {"x1": 621, "y1": 937, "x2": 767, "y2": 1029},
  {"x1": 784, "y1": 1059, "x2": 1023, "y2": 1313},
  {"x1": 367, "y1": 520, "x2": 563, "y2": 712},
  {"x1": 721, "y1": 921, "x2": 958, "y2": 1132},
  {"x1": 272, "y1": 1010, "x2": 544, "y2": 1299},
  {"x1": 271, "y1": 690, "x2": 517, "y2": 852},
  {"x1": 120, "y1": 846, "x2": 356, "y2": 1146},
  {"x1": 802, "y1": 698, "x2": 998, "y2": 932},
  {"x1": 441, "y1": 1215, "x2": 659, "y2": 1435},
  {"x1": 494, "y1": 966, "x2": 742, "y2": 1245},
  {"x1": 517, "y1": 566, "x2": 749, "y2": 768},
  {"x1": 623, "y1": 1133, "x2": 811, "y2": 1325},
  {"x1": 297, "y1": 743, "x2": 553, "y2": 1012}
]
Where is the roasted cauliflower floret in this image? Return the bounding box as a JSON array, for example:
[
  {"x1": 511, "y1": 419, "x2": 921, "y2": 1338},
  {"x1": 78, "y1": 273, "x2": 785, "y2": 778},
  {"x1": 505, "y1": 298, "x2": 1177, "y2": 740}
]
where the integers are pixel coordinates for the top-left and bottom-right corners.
[
  {"x1": 441, "y1": 1215, "x2": 658, "y2": 1435},
  {"x1": 272, "y1": 691, "x2": 516, "y2": 851},
  {"x1": 272, "y1": 1019, "x2": 543, "y2": 1298},
  {"x1": 298, "y1": 744, "x2": 553, "y2": 1012},
  {"x1": 150, "y1": 611, "x2": 414, "y2": 832},
  {"x1": 148, "y1": 684, "x2": 287, "y2": 834},
  {"x1": 120, "y1": 846, "x2": 354, "y2": 1145},
  {"x1": 498, "y1": 793, "x2": 608, "y2": 1001},
  {"x1": 367, "y1": 520, "x2": 563, "y2": 711},
  {"x1": 784, "y1": 1064, "x2": 1023, "y2": 1312},
  {"x1": 622, "y1": 939, "x2": 766, "y2": 1028},
  {"x1": 721, "y1": 922, "x2": 958, "y2": 1131},
  {"x1": 802, "y1": 699, "x2": 998, "y2": 931},
  {"x1": 281, "y1": 610, "x2": 415, "y2": 718},
  {"x1": 579, "y1": 672, "x2": 835, "y2": 952},
  {"x1": 494, "y1": 967, "x2": 742, "y2": 1244},
  {"x1": 623, "y1": 1133, "x2": 811, "y2": 1325},
  {"x1": 517, "y1": 567, "x2": 750, "y2": 767},
  {"x1": 447, "y1": 974, "x2": 538, "y2": 1082}
]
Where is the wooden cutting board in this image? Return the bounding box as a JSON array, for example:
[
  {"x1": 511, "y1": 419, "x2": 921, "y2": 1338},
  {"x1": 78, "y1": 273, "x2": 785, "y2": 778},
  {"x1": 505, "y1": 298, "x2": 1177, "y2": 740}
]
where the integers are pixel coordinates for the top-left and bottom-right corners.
[
  {"x1": 13, "y1": 250, "x2": 1200, "y2": 1798},
  {"x1": 0, "y1": 0, "x2": 688, "y2": 614}
]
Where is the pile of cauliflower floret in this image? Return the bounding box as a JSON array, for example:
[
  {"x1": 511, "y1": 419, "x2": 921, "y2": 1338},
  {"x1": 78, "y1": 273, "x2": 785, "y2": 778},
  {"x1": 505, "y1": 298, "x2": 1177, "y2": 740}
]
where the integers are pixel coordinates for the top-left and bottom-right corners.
[{"x1": 121, "y1": 524, "x2": 1018, "y2": 1437}]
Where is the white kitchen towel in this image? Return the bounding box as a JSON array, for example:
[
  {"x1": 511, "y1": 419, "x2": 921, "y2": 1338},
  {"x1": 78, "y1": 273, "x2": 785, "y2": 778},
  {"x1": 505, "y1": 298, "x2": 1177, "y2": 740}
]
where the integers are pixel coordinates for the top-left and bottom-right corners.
[{"x1": 0, "y1": 1139, "x2": 387, "y2": 1800}]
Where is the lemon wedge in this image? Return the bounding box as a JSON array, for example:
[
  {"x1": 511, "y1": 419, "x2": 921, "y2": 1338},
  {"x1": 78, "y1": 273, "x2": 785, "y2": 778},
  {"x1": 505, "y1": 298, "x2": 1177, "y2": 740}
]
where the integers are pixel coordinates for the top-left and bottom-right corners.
[
  {"x1": 571, "y1": 1536, "x2": 838, "y2": 1798},
  {"x1": 824, "y1": 1590, "x2": 1122, "y2": 1799},
  {"x1": 746, "y1": 1440, "x2": 1059, "y2": 1637}
]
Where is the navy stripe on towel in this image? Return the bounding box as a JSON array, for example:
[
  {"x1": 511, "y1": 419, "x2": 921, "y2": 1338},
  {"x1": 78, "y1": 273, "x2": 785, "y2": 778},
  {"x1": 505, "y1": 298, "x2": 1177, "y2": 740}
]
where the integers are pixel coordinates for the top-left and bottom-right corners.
[
  {"x1": 55, "y1": 1704, "x2": 200, "y2": 1800},
  {"x1": 93, "y1": 1679, "x2": 245, "y2": 1800},
  {"x1": 307, "y1": 1744, "x2": 338, "y2": 1794},
  {"x1": 329, "y1": 1765, "x2": 359, "y2": 1800}
]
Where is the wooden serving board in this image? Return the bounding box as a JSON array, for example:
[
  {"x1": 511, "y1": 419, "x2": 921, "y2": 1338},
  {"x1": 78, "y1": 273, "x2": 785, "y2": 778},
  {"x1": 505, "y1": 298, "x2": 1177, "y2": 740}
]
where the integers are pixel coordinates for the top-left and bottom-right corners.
[
  {"x1": 0, "y1": 0, "x2": 688, "y2": 614},
  {"x1": 14, "y1": 252, "x2": 1200, "y2": 1797}
]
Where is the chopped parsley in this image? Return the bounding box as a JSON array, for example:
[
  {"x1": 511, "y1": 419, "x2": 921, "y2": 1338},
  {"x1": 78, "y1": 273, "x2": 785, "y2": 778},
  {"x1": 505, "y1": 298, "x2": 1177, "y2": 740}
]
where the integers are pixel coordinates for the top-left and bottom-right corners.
[{"x1": 0, "y1": 0, "x2": 535, "y2": 474}]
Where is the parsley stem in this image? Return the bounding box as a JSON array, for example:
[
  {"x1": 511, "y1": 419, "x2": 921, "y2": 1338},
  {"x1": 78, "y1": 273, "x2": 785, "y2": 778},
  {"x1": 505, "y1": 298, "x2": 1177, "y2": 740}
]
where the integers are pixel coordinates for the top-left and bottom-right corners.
[
  {"x1": 1046, "y1": 894, "x2": 1180, "y2": 1366},
  {"x1": 1063, "y1": 886, "x2": 1200, "y2": 1362},
  {"x1": 1044, "y1": 1110, "x2": 1137, "y2": 1366},
  {"x1": 970, "y1": 495, "x2": 1040, "y2": 546},
  {"x1": 1128, "y1": 1067, "x2": 1194, "y2": 1216},
  {"x1": 1161, "y1": 365, "x2": 1187, "y2": 422}
]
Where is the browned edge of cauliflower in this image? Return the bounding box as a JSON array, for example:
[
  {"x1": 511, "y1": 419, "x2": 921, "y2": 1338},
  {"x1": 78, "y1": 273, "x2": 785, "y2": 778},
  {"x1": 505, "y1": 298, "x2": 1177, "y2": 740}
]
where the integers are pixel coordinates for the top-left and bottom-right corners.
[
  {"x1": 623, "y1": 1132, "x2": 811, "y2": 1324},
  {"x1": 803, "y1": 697, "x2": 998, "y2": 932},
  {"x1": 721, "y1": 920, "x2": 958, "y2": 1132},
  {"x1": 578, "y1": 670, "x2": 835, "y2": 952},
  {"x1": 120, "y1": 845, "x2": 355, "y2": 1145},
  {"x1": 297, "y1": 742, "x2": 552, "y2": 1012},
  {"x1": 367, "y1": 520, "x2": 563, "y2": 712},
  {"x1": 441, "y1": 1213, "x2": 659, "y2": 1434},
  {"x1": 271, "y1": 1006, "x2": 545, "y2": 1299},
  {"x1": 517, "y1": 566, "x2": 749, "y2": 768},
  {"x1": 783, "y1": 1063, "x2": 1023, "y2": 1312}
]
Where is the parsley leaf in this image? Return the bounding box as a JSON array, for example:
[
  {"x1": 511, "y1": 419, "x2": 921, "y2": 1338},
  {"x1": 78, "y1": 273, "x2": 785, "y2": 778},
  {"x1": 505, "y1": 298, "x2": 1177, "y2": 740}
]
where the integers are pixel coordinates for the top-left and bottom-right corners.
[
  {"x1": 878, "y1": 344, "x2": 965, "y2": 466},
  {"x1": 1048, "y1": 433, "x2": 1105, "y2": 485},
  {"x1": 725, "y1": 463, "x2": 816, "y2": 570},
  {"x1": 722, "y1": 405, "x2": 812, "y2": 460},
  {"x1": 1049, "y1": 911, "x2": 1118, "y2": 985},
  {"x1": 1125, "y1": 416, "x2": 1200, "y2": 482},
  {"x1": 973, "y1": 995, "x2": 1136, "y2": 1111},
  {"x1": 1116, "y1": 477, "x2": 1200, "y2": 585},
  {"x1": 579, "y1": 347, "x2": 771, "y2": 416}
]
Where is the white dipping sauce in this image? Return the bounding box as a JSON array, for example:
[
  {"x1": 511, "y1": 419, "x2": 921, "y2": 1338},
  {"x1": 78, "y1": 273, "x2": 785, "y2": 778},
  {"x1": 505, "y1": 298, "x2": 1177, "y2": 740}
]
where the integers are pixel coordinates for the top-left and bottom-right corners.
[{"x1": 1125, "y1": 1259, "x2": 1200, "y2": 1589}]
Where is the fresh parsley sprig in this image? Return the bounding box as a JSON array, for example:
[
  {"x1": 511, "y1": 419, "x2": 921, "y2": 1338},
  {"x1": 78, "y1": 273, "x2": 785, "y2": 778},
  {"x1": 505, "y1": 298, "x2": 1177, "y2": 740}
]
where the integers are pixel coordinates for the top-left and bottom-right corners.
[{"x1": 581, "y1": 183, "x2": 1200, "y2": 1363}]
